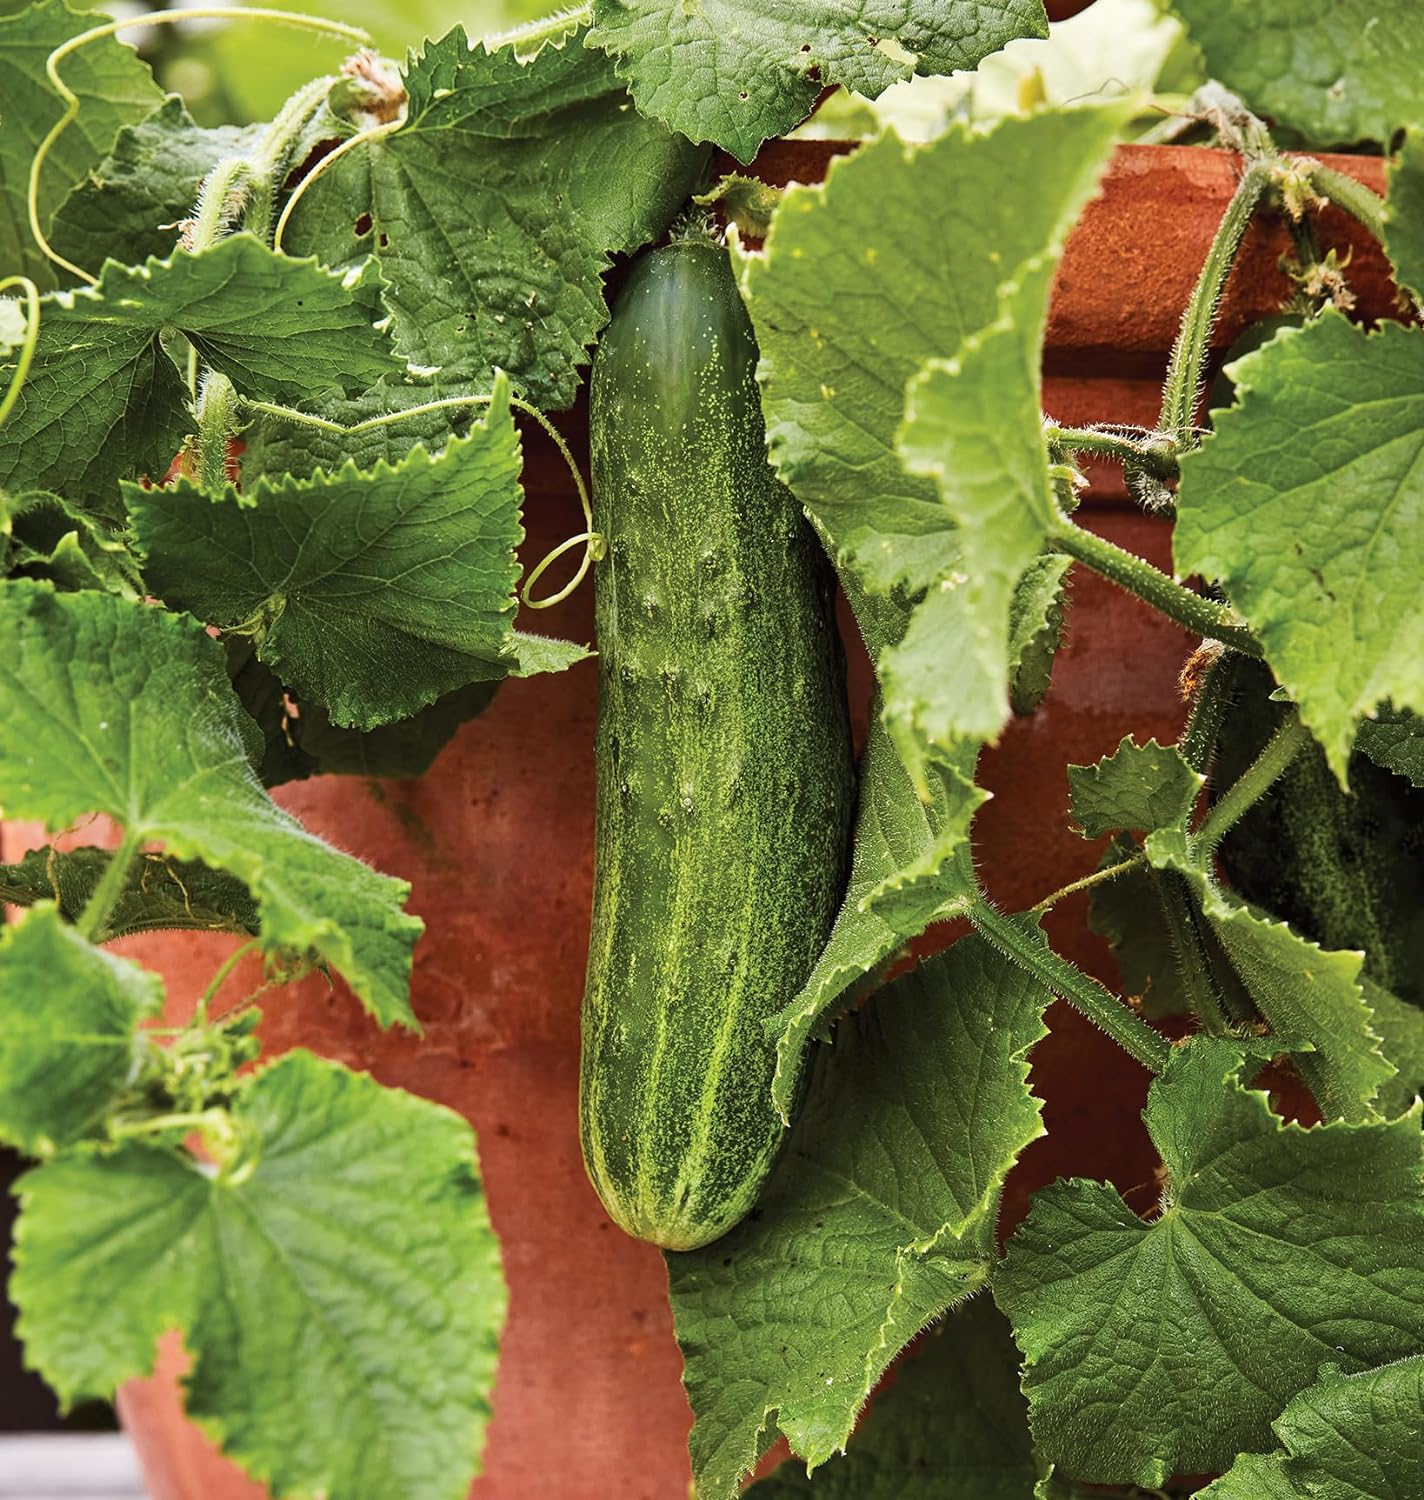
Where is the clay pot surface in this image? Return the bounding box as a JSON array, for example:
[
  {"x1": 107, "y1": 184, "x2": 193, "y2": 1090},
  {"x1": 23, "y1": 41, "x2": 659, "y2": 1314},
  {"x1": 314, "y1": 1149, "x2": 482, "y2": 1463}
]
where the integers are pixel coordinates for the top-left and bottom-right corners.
[{"x1": 1, "y1": 140, "x2": 1392, "y2": 1498}]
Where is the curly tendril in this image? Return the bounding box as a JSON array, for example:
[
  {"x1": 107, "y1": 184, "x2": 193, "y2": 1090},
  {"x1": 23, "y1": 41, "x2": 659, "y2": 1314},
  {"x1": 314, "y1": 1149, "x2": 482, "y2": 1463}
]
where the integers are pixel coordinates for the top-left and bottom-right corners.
[{"x1": 30, "y1": 7, "x2": 372, "y2": 284}]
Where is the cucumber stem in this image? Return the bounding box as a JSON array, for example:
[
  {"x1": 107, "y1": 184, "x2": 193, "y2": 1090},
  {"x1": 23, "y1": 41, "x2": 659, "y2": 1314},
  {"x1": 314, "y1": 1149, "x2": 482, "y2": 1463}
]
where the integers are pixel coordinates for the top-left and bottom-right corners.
[
  {"x1": 969, "y1": 902, "x2": 1172, "y2": 1074},
  {"x1": 1152, "y1": 869, "x2": 1230, "y2": 1034},
  {"x1": 1158, "y1": 161, "x2": 1271, "y2": 446},
  {"x1": 1045, "y1": 425, "x2": 1179, "y2": 479},
  {"x1": 1050, "y1": 520, "x2": 1262, "y2": 658},
  {"x1": 1307, "y1": 163, "x2": 1388, "y2": 246},
  {"x1": 1190, "y1": 710, "x2": 1311, "y2": 863},
  {"x1": 1028, "y1": 854, "x2": 1145, "y2": 914}
]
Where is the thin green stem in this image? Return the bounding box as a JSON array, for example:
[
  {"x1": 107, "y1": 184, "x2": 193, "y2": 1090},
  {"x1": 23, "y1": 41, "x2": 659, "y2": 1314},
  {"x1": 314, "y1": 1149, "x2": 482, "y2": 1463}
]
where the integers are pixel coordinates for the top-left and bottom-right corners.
[
  {"x1": 75, "y1": 829, "x2": 142, "y2": 943},
  {"x1": 31, "y1": 8, "x2": 371, "y2": 284},
  {"x1": 1158, "y1": 161, "x2": 1271, "y2": 446},
  {"x1": 970, "y1": 902, "x2": 1172, "y2": 1074},
  {"x1": 1190, "y1": 710, "x2": 1310, "y2": 863},
  {"x1": 1045, "y1": 425, "x2": 1179, "y2": 479},
  {"x1": 110, "y1": 1109, "x2": 228, "y2": 1141},
  {"x1": 188, "y1": 154, "x2": 253, "y2": 255},
  {"x1": 1029, "y1": 854, "x2": 1145, "y2": 914},
  {"x1": 1051, "y1": 520, "x2": 1262, "y2": 657},
  {"x1": 1306, "y1": 163, "x2": 1387, "y2": 245},
  {"x1": 0, "y1": 275, "x2": 41, "y2": 431},
  {"x1": 196, "y1": 939, "x2": 261, "y2": 1023}
]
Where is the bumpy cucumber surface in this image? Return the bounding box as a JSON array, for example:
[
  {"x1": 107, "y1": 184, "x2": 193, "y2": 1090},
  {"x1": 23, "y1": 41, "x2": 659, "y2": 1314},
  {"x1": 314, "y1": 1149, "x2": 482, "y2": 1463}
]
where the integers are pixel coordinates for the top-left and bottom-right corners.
[{"x1": 580, "y1": 236, "x2": 854, "y2": 1251}]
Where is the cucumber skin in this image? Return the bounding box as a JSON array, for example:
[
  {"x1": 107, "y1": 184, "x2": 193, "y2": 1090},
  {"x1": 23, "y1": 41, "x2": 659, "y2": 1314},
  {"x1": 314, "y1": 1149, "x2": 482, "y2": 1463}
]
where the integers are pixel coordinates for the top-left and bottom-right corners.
[{"x1": 580, "y1": 239, "x2": 854, "y2": 1251}]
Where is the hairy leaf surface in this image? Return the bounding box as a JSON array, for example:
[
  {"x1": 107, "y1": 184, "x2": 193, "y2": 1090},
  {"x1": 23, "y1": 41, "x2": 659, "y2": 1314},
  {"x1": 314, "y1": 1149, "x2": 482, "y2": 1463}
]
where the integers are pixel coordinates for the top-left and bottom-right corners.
[
  {"x1": 1176, "y1": 314, "x2": 1424, "y2": 779},
  {"x1": 669, "y1": 937, "x2": 1050, "y2": 1499},
  {"x1": 0, "y1": 584, "x2": 422, "y2": 1026},
  {"x1": 12, "y1": 1051, "x2": 504, "y2": 1500},
  {"x1": 997, "y1": 1042, "x2": 1424, "y2": 1487},
  {"x1": 283, "y1": 24, "x2": 707, "y2": 409},
  {"x1": 1171, "y1": 0, "x2": 1423, "y2": 146},
  {"x1": 1199, "y1": 1357, "x2": 1424, "y2": 1500},
  {"x1": 587, "y1": 0, "x2": 1048, "y2": 162},
  {"x1": 0, "y1": 905, "x2": 159, "y2": 1154}
]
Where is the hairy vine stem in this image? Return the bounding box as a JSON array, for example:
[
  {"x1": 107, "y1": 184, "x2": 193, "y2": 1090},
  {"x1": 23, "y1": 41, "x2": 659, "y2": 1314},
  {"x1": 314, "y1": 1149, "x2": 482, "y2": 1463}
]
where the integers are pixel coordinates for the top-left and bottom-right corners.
[
  {"x1": 969, "y1": 901, "x2": 1173, "y2": 1074},
  {"x1": 1045, "y1": 424, "x2": 1179, "y2": 479},
  {"x1": 1050, "y1": 519, "x2": 1262, "y2": 657},
  {"x1": 1190, "y1": 710, "x2": 1311, "y2": 863},
  {"x1": 1028, "y1": 854, "x2": 1145, "y2": 915},
  {"x1": 1306, "y1": 163, "x2": 1389, "y2": 246},
  {"x1": 30, "y1": 8, "x2": 371, "y2": 284},
  {"x1": 1158, "y1": 160, "x2": 1271, "y2": 446}
]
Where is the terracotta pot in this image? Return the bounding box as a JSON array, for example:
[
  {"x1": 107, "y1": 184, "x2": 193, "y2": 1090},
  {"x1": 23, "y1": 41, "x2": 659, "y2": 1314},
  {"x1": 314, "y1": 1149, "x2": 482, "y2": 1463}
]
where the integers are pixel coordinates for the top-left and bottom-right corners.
[{"x1": 3, "y1": 140, "x2": 1393, "y2": 1498}]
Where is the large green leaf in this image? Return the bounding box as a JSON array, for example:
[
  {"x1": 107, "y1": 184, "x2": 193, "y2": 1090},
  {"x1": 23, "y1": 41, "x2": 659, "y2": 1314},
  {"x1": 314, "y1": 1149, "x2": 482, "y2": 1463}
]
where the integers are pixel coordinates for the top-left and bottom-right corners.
[
  {"x1": 1176, "y1": 312, "x2": 1424, "y2": 780},
  {"x1": 1, "y1": 487, "x2": 142, "y2": 595},
  {"x1": 0, "y1": 236, "x2": 402, "y2": 510},
  {"x1": 1199, "y1": 1357, "x2": 1424, "y2": 1500},
  {"x1": 741, "y1": 104, "x2": 1127, "y2": 773},
  {"x1": 0, "y1": 0, "x2": 163, "y2": 287},
  {"x1": 0, "y1": 844, "x2": 259, "y2": 943},
  {"x1": 283, "y1": 24, "x2": 708, "y2": 410},
  {"x1": 996, "y1": 1041, "x2": 1424, "y2": 1488},
  {"x1": 746, "y1": 1296, "x2": 1038, "y2": 1498},
  {"x1": 128, "y1": 374, "x2": 583, "y2": 730},
  {"x1": 744, "y1": 105, "x2": 1125, "y2": 597},
  {"x1": 0, "y1": 904, "x2": 159, "y2": 1154},
  {"x1": 0, "y1": 584, "x2": 422, "y2": 1026},
  {"x1": 11, "y1": 1050, "x2": 505, "y2": 1500},
  {"x1": 769, "y1": 712, "x2": 982, "y2": 1118},
  {"x1": 1169, "y1": 0, "x2": 1423, "y2": 146},
  {"x1": 668, "y1": 936, "x2": 1051, "y2": 1499},
  {"x1": 587, "y1": 0, "x2": 1049, "y2": 163}
]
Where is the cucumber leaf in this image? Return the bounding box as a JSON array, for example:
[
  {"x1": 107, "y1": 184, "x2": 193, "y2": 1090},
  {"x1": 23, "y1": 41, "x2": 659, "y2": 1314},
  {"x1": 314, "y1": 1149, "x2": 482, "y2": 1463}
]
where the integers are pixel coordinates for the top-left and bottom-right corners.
[
  {"x1": 0, "y1": 0, "x2": 164, "y2": 287},
  {"x1": 1169, "y1": 0, "x2": 1423, "y2": 146},
  {"x1": 11, "y1": 1050, "x2": 505, "y2": 1500},
  {"x1": 1146, "y1": 827, "x2": 1391, "y2": 1120},
  {"x1": 1355, "y1": 705, "x2": 1424, "y2": 787},
  {"x1": 1199, "y1": 1357, "x2": 1424, "y2": 1500},
  {"x1": 0, "y1": 584, "x2": 422, "y2": 1027},
  {"x1": 1068, "y1": 735, "x2": 1203, "y2": 840},
  {"x1": 282, "y1": 23, "x2": 708, "y2": 410},
  {"x1": 0, "y1": 905, "x2": 160, "y2": 1155},
  {"x1": 996, "y1": 1041, "x2": 1424, "y2": 1489},
  {"x1": 586, "y1": 0, "x2": 1049, "y2": 164},
  {"x1": 1176, "y1": 313, "x2": 1424, "y2": 781},
  {"x1": 128, "y1": 373, "x2": 580, "y2": 731},
  {"x1": 745, "y1": 1296, "x2": 1037, "y2": 1498},
  {"x1": 741, "y1": 103, "x2": 1129, "y2": 775},
  {"x1": 668, "y1": 936, "x2": 1051, "y2": 1500},
  {"x1": 0, "y1": 236, "x2": 401, "y2": 511},
  {"x1": 0, "y1": 845, "x2": 259, "y2": 943},
  {"x1": 48, "y1": 96, "x2": 265, "y2": 274}
]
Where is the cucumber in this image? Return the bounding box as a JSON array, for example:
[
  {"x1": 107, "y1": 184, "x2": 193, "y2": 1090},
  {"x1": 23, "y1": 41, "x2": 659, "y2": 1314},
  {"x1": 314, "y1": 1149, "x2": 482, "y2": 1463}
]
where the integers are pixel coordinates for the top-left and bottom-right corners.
[{"x1": 579, "y1": 234, "x2": 854, "y2": 1251}]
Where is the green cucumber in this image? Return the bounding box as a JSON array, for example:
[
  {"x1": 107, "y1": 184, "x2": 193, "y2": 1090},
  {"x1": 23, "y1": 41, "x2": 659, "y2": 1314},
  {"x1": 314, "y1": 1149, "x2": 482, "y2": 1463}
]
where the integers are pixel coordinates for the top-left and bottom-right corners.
[{"x1": 579, "y1": 234, "x2": 854, "y2": 1251}]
